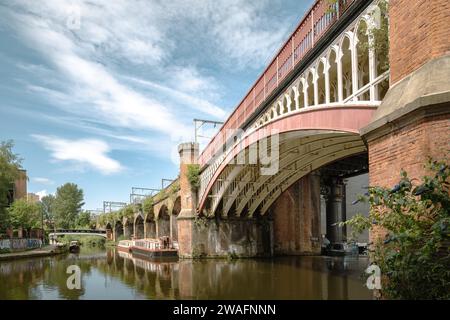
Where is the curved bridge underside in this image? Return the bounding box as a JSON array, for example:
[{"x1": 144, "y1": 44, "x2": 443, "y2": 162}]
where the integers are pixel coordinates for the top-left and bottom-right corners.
[{"x1": 199, "y1": 105, "x2": 376, "y2": 217}]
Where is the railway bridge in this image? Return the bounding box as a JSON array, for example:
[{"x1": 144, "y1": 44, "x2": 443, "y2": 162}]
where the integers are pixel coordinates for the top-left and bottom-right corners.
[{"x1": 102, "y1": 0, "x2": 450, "y2": 258}]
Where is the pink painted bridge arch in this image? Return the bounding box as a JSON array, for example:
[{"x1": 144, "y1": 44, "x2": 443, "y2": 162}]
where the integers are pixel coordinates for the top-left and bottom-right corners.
[{"x1": 197, "y1": 104, "x2": 377, "y2": 217}]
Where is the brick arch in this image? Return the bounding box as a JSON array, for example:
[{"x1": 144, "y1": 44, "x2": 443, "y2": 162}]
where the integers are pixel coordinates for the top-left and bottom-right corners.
[
  {"x1": 114, "y1": 220, "x2": 123, "y2": 240},
  {"x1": 171, "y1": 196, "x2": 181, "y2": 242},
  {"x1": 157, "y1": 204, "x2": 170, "y2": 238},
  {"x1": 144, "y1": 210, "x2": 156, "y2": 239},
  {"x1": 134, "y1": 214, "x2": 144, "y2": 239},
  {"x1": 133, "y1": 212, "x2": 144, "y2": 226},
  {"x1": 123, "y1": 217, "x2": 133, "y2": 239}
]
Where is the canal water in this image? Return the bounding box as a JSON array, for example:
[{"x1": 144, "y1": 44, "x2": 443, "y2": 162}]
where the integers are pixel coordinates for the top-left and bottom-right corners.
[{"x1": 0, "y1": 247, "x2": 372, "y2": 300}]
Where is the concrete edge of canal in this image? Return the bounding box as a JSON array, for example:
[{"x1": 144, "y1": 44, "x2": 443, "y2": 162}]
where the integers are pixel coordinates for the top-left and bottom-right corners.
[{"x1": 0, "y1": 245, "x2": 67, "y2": 262}]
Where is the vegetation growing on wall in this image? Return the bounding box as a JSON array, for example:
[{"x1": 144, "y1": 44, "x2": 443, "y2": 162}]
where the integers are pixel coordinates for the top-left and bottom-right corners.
[
  {"x1": 341, "y1": 159, "x2": 450, "y2": 300},
  {"x1": 122, "y1": 205, "x2": 135, "y2": 219},
  {"x1": 142, "y1": 196, "x2": 154, "y2": 214},
  {"x1": 187, "y1": 164, "x2": 201, "y2": 191},
  {"x1": 169, "y1": 180, "x2": 180, "y2": 195},
  {"x1": 193, "y1": 216, "x2": 208, "y2": 230}
]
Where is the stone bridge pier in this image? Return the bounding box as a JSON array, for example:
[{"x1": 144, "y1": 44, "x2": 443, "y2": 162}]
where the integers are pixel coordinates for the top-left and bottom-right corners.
[
  {"x1": 269, "y1": 173, "x2": 322, "y2": 256},
  {"x1": 176, "y1": 143, "x2": 271, "y2": 258}
]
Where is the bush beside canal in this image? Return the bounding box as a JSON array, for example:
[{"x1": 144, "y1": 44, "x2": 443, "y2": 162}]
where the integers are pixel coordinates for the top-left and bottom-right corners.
[{"x1": 59, "y1": 235, "x2": 106, "y2": 247}]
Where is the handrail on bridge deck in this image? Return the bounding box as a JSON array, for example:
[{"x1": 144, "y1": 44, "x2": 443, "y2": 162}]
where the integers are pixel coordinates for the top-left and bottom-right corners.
[
  {"x1": 198, "y1": 0, "x2": 357, "y2": 167},
  {"x1": 50, "y1": 229, "x2": 107, "y2": 234}
]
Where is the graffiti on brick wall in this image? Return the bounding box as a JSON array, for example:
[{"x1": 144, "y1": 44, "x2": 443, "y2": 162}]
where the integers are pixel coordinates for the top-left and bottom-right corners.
[
  {"x1": 0, "y1": 239, "x2": 10, "y2": 250},
  {"x1": 0, "y1": 238, "x2": 42, "y2": 251}
]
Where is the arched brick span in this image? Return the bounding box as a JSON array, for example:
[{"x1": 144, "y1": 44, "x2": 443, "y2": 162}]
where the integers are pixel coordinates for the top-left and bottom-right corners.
[
  {"x1": 144, "y1": 211, "x2": 156, "y2": 238},
  {"x1": 171, "y1": 197, "x2": 181, "y2": 242},
  {"x1": 134, "y1": 214, "x2": 144, "y2": 239}
]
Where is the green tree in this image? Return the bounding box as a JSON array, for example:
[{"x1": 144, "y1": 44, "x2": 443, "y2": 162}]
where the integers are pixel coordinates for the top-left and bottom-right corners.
[
  {"x1": 53, "y1": 183, "x2": 85, "y2": 229},
  {"x1": 342, "y1": 159, "x2": 450, "y2": 299},
  {"x1": 76, "y1": 210, "x2": 92, "y2": 229},
  {"x1": 40, "y1": 194, "x2": 55, "y2": 223},
  {"x1": 0, "y1": 140, "x2": 23, "y2": 231},
  {"x1": 8, "y1": 198, "x2": 42, "y2": 231}
]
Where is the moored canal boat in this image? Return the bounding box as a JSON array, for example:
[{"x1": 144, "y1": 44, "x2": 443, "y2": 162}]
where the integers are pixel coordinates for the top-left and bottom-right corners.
[
  {"x1": 117, "y1": 240, "x2": 133, "y2": 253},
  {"x1": 69, "y1": 241, "x2": 80, "y2": 253},
  {"x1": 131, "y1": 237, "x2": 178, "y2": 259}
]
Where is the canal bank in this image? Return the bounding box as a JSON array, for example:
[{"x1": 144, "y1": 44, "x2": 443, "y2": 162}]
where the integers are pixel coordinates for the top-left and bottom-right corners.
[{"x1": 0, "y1": 245, "x2": 67, "y2": 261}]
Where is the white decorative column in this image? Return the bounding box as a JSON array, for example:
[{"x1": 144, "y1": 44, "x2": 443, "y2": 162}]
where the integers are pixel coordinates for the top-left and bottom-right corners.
[
  {"x1": 303, "y1": 81, "x2": 309, "y2": 107},
  {"x1": 285, "y1": 94, "x2": 292, "y2": 113},
  {"x1": 293, "y1": 86, "x2": 300, "y2": 110},
  {"x1": 313, "y1": 68, "x2": 319, "y2": 106},
  {"x1": 350, "y1": 34, "x2": 359, "y2": 101},
  {"x1": 324, "y1": 59, "x2": 331, "y2": 104},
  {"x1": 368, "y1": 34, "x2": 378, "y2": 101},
  {"x1": 336, "y1": 48, "x2": 344, "y2": 102}
]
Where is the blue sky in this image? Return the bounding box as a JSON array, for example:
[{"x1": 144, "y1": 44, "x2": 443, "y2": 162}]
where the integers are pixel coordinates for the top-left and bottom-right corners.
[{"x1": 0, "y1": 0, "x2": 314, "y2": 210}]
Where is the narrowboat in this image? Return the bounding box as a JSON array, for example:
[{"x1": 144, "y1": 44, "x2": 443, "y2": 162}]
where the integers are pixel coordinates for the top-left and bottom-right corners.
[
  {"x1": 117, "y1": 240, "x2": 133, "y2": 253},
  {"x1": 69, "y1": 240, "x2": 80, "y2": 253},
  {"x1": 131, "y1": 237, "x2": 178, "y2": 259}
]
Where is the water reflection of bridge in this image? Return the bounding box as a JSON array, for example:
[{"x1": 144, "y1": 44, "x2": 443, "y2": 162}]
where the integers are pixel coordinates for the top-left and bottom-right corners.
[{"x1": 105, "y1": 249, "x2": 371, "y2": 299}]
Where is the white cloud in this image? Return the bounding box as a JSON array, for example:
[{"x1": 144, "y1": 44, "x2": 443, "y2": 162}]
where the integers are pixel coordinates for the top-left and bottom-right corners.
[
  {"x1": 32, "y1": 135, "x2": 124, "y2": 175},
  {"x1": 0, "y1": 2, "x2": 196, "y2": 142},
  {"x1": 208, "y1": 0, "x2": 291, "y2": 69},
  {"x1": 126, "y1": 76, "x2": 227, "y2": 119},
  {"x1": 35, "y1": 190, "x2": 49, "y2": 200},
  {"x1": 1, "y1": 0, "x2": 300, "y2": 162},
  {"x1": 158, "y1": 0, "x2": 291, "y2": 69},
  {"x1": 6, "y1": 0, "x2": 168, "y2": 66},
  {"x1": 170, "y1": 66, "x2": 218, "y2": 95},
  {"x1": 32, "y1": 177, "x2": 54, "y2": 185}
]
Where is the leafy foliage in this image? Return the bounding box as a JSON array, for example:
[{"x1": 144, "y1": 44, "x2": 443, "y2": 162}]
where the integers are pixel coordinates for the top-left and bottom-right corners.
[
  {"x1": 61, "y1": 235, "x2": 105, "y2": 247},
  {"x1": 76, "y1": 210, "x2": 93, "y2": 229},
  {"x1": 40, "y1": 194, "x2": 55, "y2": 224},
  {"x1": 142, "y1": 196, "x2": 154, "y2": 214},
  {"x1": 359, "y1": 0, "x2": 390, "y2": 73},
  {"x1": 342, "y1": 159, "x2": 450, "y2": 299},
  {"x1": 187, "y1": 164, "x2": 201, "y2": 190},
  {"x1": 0, "y1": 140, "x2": 23, "y2": 231},
  {"x1": 53, "y1": 183, "x2": 85, "y2": 229},
  {"x1": 169, "y1": 180, "x2": 180, "y2": 195},
  {"x1": 122, "y1": 205, "x2": 135, "y2": 219},
  {"x1": 8, "y1": 199, "x2": 43, "y2": 230}
]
